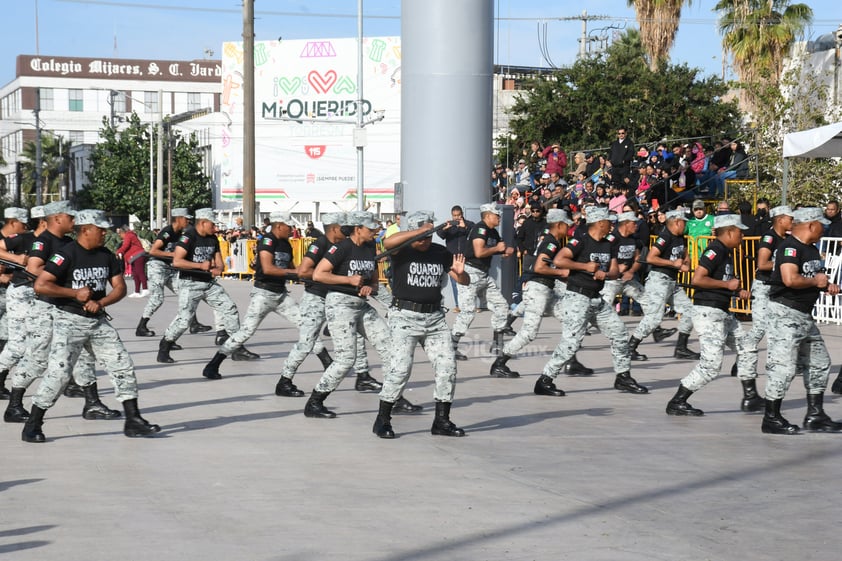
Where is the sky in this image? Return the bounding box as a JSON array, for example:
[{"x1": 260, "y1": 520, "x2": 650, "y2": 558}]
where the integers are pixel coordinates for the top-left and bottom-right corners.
[{"x1": 2, "y1": 0, "x2": 842, "y2": 87}]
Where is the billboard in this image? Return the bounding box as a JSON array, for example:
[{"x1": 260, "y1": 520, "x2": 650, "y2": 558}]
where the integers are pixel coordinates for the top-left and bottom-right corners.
[{"x1": 219, "y1": 37, "x2": 401, "y2": 213}]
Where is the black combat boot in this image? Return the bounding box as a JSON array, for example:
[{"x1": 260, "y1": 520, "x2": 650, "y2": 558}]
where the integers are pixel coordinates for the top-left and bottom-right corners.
[
  {"x1": 322, "y1": 325, "x2": 331, "y2": 337},
  {"x1": 431, "y1": 401, "x2": 465, "y2": 436},
  {"x1": 202, "y1": 352, "x2": 226, "y2": 380},
  {"x1": 534, "y1": 374, "x2": 565, "y2": 396},
  {"x1": 652, "y1": 326, "x2": 677, "y2": 343},
  {"x1": 316, "y1": 348, "x2": 333, "y2": 369},
  {"x1": 803, "y1": 393, "x2": 842, "y2": 432},
  {"x1": 215, "y1": 330, "x2": 229, "y2": 346},
  {"x1": 489, "y1": 354, "x2": 519, "y2": 378},
  {"x1": 0, "y1": 369, "x2": 9, "y2": 400},
  {"x1": 135, "y1": 317, "x2": 156, "y2": 337},
  {"x1": 372, "y1": 400, "x2": 395, "y2": 439},
  {"x1": 392, "y1": 395, "x2": 423, "y2": 414},
  {"x1": 275, "y1": 376, "x2": 304, "y2": 397},
  {"x1": 123, "y1": 398, "x2": 161, "y2": 437},
  {"x1": 170, "y1": 340, "x2": 183, "y2": 351},
  {"x1": 156, "y1": 338, "x2": 175, "y2": 364},
  {"x1": 21, "y1": 404, "x2": 47, "y2": 443},
  {"x1": 674, "y1": 332, "x2": 700, "y2": 360},
  {"x1": 63, "y1": 379, "x2": 85, "y2": 398},
  {"x1": 189, "y1": 317, "x2": 213, "y2": 333},
  {"x1": 666, "y1": 385, "x2": 703, "y2": 415},
  {"x1": 489, "y1": 330, "x2": 506, "y2": 354},
  {"x1": 740, "y1": 379, "x2": 764, "y2": 412},
  {"x1": 231, "y1": 346, "x2": 260, "y2": 361},
  {"x1": 500, "y1": 314, "x2": 517, "y2": 336},
  {"x1": 354, "y1": 372, "x2": 382, "y2": 392},
  {"x1": 304, "y1": 390, "x2": 336, "y2": 418},
  {"x1": 81, "y1": 382, "x2": 122, "y2": 420},
  {"x1": 4, "y1": 387, "x2": 30, "y2": 423},
  {"x1": 452, "y1": 334, "x2": 468, "y2": 361},
  {"x1": 731, "y1": 362, "x2": 738, "y2": 376},
  {"x1": 831, "y1": 366, "x2": 842, "y2": 395},
  {"x1": 628, "y1": 336, "x2": 648, "y2": 361},
  {"x1": 761, "y1": 398, "x2": 800, "y2": 434},
  {"x1": 562, "y1": 353, "x2": 594, "y2": 376},
  {"x1": 614, "y1": 371, "x2": 649, "y2": 394}
]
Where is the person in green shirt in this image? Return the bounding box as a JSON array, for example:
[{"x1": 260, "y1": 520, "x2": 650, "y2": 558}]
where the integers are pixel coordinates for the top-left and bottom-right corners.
[{"x1": 686, "y1": 199, "x2": 714, "y2": 255}]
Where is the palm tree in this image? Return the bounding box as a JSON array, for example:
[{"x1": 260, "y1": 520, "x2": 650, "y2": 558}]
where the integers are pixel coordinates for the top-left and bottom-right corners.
[
  {"x1": 715, "y1": 0, "x2": 813, "y2": 111},
  {"x1": 19, "y1": 133, "x2": 72, "y2": 205},
  {"x1": 628, "y1": 0, "x2": 690, "y2": 72}
]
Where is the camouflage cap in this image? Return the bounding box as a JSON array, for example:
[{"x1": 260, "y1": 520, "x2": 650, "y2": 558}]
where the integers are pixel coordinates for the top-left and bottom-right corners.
[
  {"x1": 713, "y1": 214, "x2": 748, "y2": 230},
  {"x1": 617, "y1": 211, "x2": 637, "y2": 223},
  {"x1": 171, "y1": 208, "x2": 192, "y2": 218},
  {"x1": 665, "y1": 209, "x2": 687, "y2": 221},
  {"x1": 793, "y1": 207, "x2": 830, "y2": 225},
  {"x1": 405, "y1": 211, "x2": 435, "y2": 230},
  {"x1": 44, "y1": 200, "x2": 76, "y2": 217},
  {"x1": 30, "y1": 205, "x2": 46, "y2": 219},
  {"x1": 269, "y1": 211, "x2": 293, "y2": 224},
  {"x1": 321, "y1": 212, "x2": 345, "y2": 226},
  {"x1": 546, "y1": 208, "x2": 573, "y2": 225},
  {"x1": 75, "y1": 209, "x2": 112, "y2": 229},
  {"x1": 347, "y1": 211, "x2": 381, "y2": 229},
  {"x1": 585, "y1": 206, "x2": 610, "y2": 223},
  {"x1": 194, "y1": 208, "x2": 215, "y2": 222},
  {"x1": 769, "y1": 205, "x2": 793, "y2": 218},
  {"x1": 479, "y1": 203, "x2": 502, "y2": 216},
  {"x1": 4, "y1": 207, "x2": 28, "y2": 222}
]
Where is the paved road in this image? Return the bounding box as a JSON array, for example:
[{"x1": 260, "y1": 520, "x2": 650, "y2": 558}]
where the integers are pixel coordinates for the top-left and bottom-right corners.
[{"x1": 2, "y1": 279, "x2": 841, "y2": 561}]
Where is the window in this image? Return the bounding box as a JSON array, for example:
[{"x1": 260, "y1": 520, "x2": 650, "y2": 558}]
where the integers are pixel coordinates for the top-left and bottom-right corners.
[
  {"x1": 187, "y1": 92, "x2": 202, "y2": 111},
  {"x1": 38, "y1": 88, "x2": 54, "y2": 110},
  {"x1": 111, "y1": 90, "x2": 126, "y2": 113},
  {"x1": 68, "y1": 89, "x2": 83, "y2": 111},
  {"x1": 68, "y1": 130, "x2": 84, "y2": 144},
  {"x1": 144, "y1": 91, "x2": 159, "y2": 114}
]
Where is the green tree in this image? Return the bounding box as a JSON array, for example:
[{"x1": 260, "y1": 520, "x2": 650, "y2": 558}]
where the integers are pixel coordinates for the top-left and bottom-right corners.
[
  {"x1": 19, "y1": 133, "x2": 71, "y2": 205},
  {"x1": 629, "y1": 0, "x2": 690, "y2": 71},
  {"x1": 715, "y1": 0, "x2": 813, "y2": 112},
  {"x1": 502, "y1": 30, "x2": 740, "y2": 157},
  {"x1": 80, "y1": 113, "x2": 211, "y2": 220}
]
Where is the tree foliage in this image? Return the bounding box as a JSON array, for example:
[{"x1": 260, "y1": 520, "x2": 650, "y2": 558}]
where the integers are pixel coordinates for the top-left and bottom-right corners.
[
  {"x1": 628, "y1": 0, "x2": 689, "y2": 72},
  {"x1": 80, "y1": 113, "x2": 211, "y2": 221},
  {"x1": 19, "y1": 133, "x2": 71, "y2": 205},
  {"x1": 502, "y1": 30, "x2": 741, "y2": 158}
]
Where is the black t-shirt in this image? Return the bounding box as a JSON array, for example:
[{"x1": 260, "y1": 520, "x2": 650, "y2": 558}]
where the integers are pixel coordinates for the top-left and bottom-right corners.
[
  {"x1": 755, "y1": 229, "x2": 785, "y2": 282},
  {"x1": 607, "y1": 229, "x2": 637, "y2": 269},
  {"x1": 566, "y1": 233, "x2": 613, "y2": 293},
  {"x1": 302, "y1": 236, "x2": 332, "y2": 298},
  {"x1": 769, "y1": 235, "x2": 824, "y2": 314},
  {"x1": 323, "y1": 238, "x2": 377, "y2": 295},
  {"x1": 464, "y1": 221, "x2": 501, "y2": 272},
  {"x1": 4, "y1": 232, "x2": 35, "y2": 285},
  {"x1": 253, "y1": 232, "x2": 293, "y2": 293},
  {"x1": 693, "y1": 239, "x2": 735, "y2": 311},
  {"x1": 390, "y1": 243, "x2": 451, "y2": 304},
  {"x1": 151, "y1": 225, "x2": 179, "y2": 263},
  {"x1": 176, "y1": 229, "x2": 220, "y2": 281},
  {"x1": 650, "y1": 229, "x2": 686, "y2": 279},
  {"x1": 523, "y1": 233, "x2": 563, "y2": 288},
  {"x1": 44, "y1": 242, "x2": 121, "y2": 317},
  {"x1": 31, "y1": 230, "x2": 75, "y2": 301}
]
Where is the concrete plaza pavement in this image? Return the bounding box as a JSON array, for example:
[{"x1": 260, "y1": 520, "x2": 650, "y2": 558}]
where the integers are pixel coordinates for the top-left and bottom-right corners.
[{"x1": 2, "y1": 278, "x2": 842, "y2": 561}]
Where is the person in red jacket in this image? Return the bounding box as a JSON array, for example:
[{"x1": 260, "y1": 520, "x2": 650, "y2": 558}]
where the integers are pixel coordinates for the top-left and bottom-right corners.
[
  {"x1": 541, "y1": 143, "x2": 567, "y2": 176},
  {"x1": 116, "y1": 227, "x2": 148, "y2": 297}
]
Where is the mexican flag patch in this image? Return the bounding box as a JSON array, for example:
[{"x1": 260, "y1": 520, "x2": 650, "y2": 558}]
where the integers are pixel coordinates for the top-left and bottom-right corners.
[
  {"x1": 547, "y1": 243, "x2": 557, "y2": 252},
  {"x1": 50, "y1": 254, "x2": 65, "y2": 266},
  {"x1": 569, "y1": 239, "x2": 579, "y2": 246},
  {"x1": 308, "y1": 244, "x2": 319, "y2": 255},
  {"x1": 784, "y1": 248, "x2": 797, "y2": 257},
  {"x1": 262, "y1": 238, "x2": 273, "y2": 246},
  {"x1": 703, "y1": 249, "x2": 717, "y2": 260},
  {"x1": 32, "y1": 241, "x2": 44, "y2": 252},
  {"x1": 179, "y1": 235, "x2": 190, "y2": 244},
  {"x1": 762, "y1": 235, "x2": 773, "y2": 244},
  {"x1": 328, "y1": 246, "x2": 338, "y2": 254},
  {"x1": 477, "y1": 227, "x2": 487, "y2": 235},
  {"x1": 656, "y1": 237, "x2": 666, "y2": 246}
]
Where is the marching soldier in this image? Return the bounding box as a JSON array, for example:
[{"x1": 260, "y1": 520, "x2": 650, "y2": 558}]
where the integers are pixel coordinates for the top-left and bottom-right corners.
[
  {"x1": 539, "y1": 206, "x2": 648, "y2": 396},
  {"x1": 628, "y1": 209, "x2": 699, "y2": 361},
  {"x1": 202, "y1": 211, "x2": 328, "y2": 379},
  {"x1": 156, "y1": 208, "x2": 253, "y2": 363},
  {"x1": 451, "y1": 203, "x2": 515, "y2": 361},
  {"x1": 761, "y1": 207, "x2": 842, "y2": 434},
  {"x1": 136, "y1": 208, "x2": 211, "y2": 338},
  {"x1": 4, "y1": 201, "x2": 118, "y2": 425},
  {"x1": 372, "y1": 211, "x2": 470, "y2": 439},
  {"x1": 665, "y1": 214, "x2": 754, "y2": 416},
  {"x1": 0, "y1": 207, "x2": 31, "y2": 399},
  {"x1": 22, "y1": 210, "x2": 160, "y2": 442}
]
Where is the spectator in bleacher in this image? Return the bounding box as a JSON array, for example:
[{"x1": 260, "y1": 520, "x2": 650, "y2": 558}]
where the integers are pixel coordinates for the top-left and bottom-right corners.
[
  {"x1": 823, "y1": 200, "x2": 842, "y2": 237},
  {"x1": 305, "y1": 221, "x2": 323, "y2": 238},
  {"x1": 541, "y1": 143, "x2": 567, "y2": 177},
  {"x1": 754, "y1": 198, "x2": 772, "y2": 235},
  {"x1": 715, "y1": 200, "x2": 732, "y2": 215},
  {"x1": 737, "y1": 200, "x2": 757, "y2": 234},
  {"x1": 706, "y1": 139, "x2": 733, "y2": 197},
  {"x1": 687, "y1": 199, "x2": 714, "y2": 254},
  {"x1": 607, "y1": 127, "x2": 634, "y2": 189},
  {"x1": 730, "y1": 141, "x2": 750, "y2": 179},
  {"x1": 584, "y1": 152, "x2": 600, "y2": 178},
  {"x1": 572, "y1": 152, "x2": 587, "y2": 177}
]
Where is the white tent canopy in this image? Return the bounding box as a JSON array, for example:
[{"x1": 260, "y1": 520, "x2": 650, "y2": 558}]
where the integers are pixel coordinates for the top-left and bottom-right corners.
[{"x1": 783, "y1": 121, "x2": 842, "y2": 158}]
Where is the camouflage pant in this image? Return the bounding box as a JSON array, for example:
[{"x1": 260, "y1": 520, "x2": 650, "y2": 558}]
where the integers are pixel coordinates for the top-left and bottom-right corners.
[
  {"x1": 164, "y1": 278, "x2": 239, "y2": 342},
  {"x1": 0, "y1": 283, "x2": 33, "y2": 373},
  {"x1": 736, "y1": 279, "x2": 770, "y2": 380},
  {"x1": 220, "y1": 286, "x2": 325, "y2": 356},
  {"x1": 282, "y1": 292, "x2": 367, "y2": 379},
  {"x1": 31, "y1": 309, "x2": 138, "y2": 409},
  {"x1": 452, "y1": 264, "x2": 509, "y2": 336},
  {"x1": 142, "y1": 260, "x2": 177, "y2": 319},
  {"x1": 380, "y1": 308, "x2": 456, "y2": 403},
  {"x1": 764, "y1": 301, "x2": 831, "y2": 400},
  {"x1": 632, "y1": 271, "x2": 694, "y2": 339},
  {"x1": 679, "y1": 306, "x2": 745, "y2": 391},
  {"x1": 0, "y1": 285, "x2": 7, "y2": 341},
  {"x1": 601, "y1": 278, "x2": 644, "y2": 307},
  {"x1": 503, "y1": 281, "x2": 553, "y2": 356},
  {"x1": 543, "y1": 291, "x2": 630, "y2": 378},
  {"x1": 10, "y1": 298, "x2": 96, "y2": 389},
  {"x1": 314, "y1": 292, "x2": 392, "y2": 393}
]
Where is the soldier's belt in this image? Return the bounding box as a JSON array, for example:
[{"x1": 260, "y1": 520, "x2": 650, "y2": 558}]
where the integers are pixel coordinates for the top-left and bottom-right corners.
[
  {"x1": 57, "y1": 304, "x2": 110, "y2": 321},
  {"x1": 253, "y1": 280, "x2": 288, "y2": 294},
  {"x1": 566, "y1": 285, "x2": 601, "y2": 299},
  {"x1": 391, "y1": 298, "x2": 442, "y2": 313}
]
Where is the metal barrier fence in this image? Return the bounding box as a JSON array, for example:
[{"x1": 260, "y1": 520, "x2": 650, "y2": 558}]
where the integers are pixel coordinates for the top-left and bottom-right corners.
[{"x1": 816, "y1": 237, "x2": 842, "y2": 325}]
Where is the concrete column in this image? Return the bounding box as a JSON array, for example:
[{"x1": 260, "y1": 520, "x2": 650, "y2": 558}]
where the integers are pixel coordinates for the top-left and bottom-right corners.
[{"x1": 400, "y1": 0, "x2": 493, "y2": 223}]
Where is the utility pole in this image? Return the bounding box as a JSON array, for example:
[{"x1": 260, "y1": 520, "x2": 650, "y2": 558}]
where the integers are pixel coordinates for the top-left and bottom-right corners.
[
  {"x1": 242, "y1": 0, "x2": 256, "y2": 228},
  {"x1": 34, "y1": 88, "x2": 43, "y2": 205},
  {"x1": 157, "y1": 89, "x2": 164, "y2": 228},
  {"x1": 354, "y1": 0, "x2": 366, "y2": 212}
]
